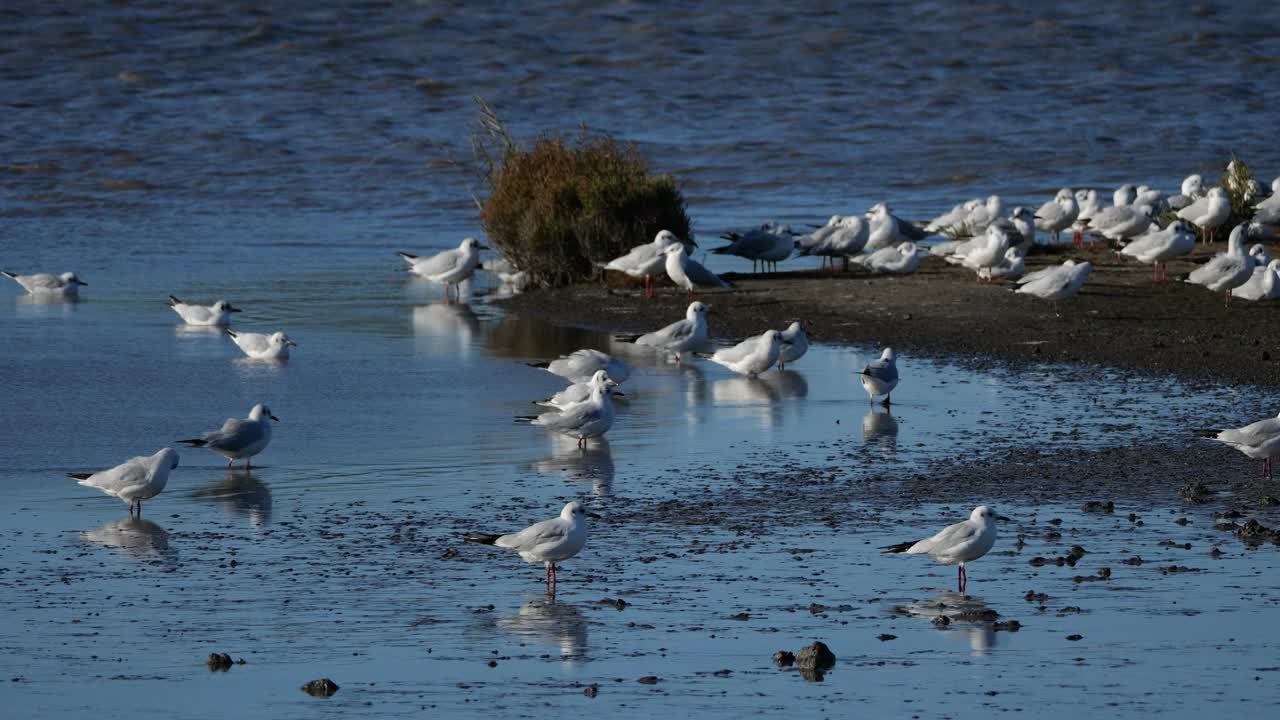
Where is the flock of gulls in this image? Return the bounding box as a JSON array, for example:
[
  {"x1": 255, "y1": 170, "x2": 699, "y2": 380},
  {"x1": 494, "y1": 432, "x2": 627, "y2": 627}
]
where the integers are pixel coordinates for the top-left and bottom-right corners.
[{"x1": 6, "y1": 161, "x2": 1279, "y2": 594}]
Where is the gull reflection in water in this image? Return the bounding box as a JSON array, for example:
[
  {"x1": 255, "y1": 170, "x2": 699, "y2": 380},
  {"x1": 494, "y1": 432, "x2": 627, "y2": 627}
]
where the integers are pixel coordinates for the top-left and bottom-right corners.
[
  {"x1": 413, "y1": 302, "x2": 479, "y2": 357},
  {"x1": 495, "y1": 596, "x2": 589, "y2": 664},
  {"x1": 190, "y1": 471, "x2": 273, "y2": 527},
  {"x1": 80, "y1": 516, "x2": 177, "y2": 567},
  {"x1": 532, "y1": 436, "x2": 614, "y2": 497},
  {"x1": 406, "y1": 276, "x2": 474, "y2": 304},
  {"x1": 895, "y1": 591, "x2": 999, "y2": 656},
  {"x1": 861, "y1": 408, "x2": 899, "y2": 451},
  {"x1": 15, "y1": 293, "x2": 79, "y2": 317},
  {"x1": 710, "y1": 370, "x2": 808, "y2": 430},
  {"x1": 173, "y1": 324, "x2": 225, "y2": 338}
]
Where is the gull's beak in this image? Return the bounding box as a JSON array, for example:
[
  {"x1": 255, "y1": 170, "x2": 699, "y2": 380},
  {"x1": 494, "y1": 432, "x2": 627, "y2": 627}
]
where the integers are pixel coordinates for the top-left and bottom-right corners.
[
  {"x1": 611, "y1": 390, "x2": 626, "y2": 397},
  {"x1": 269, "y1": 414, "x2": 280, "y2": 421},
  {"x1": 286, "y1": 341, "x2": 298, "y2": 347},
  {"x1": 606, "y1": 379, "x2": 620, "y2": 387},
  {"x1": 75, "y1": 279, "x2": 89, "y2": 286},
  {"x1": 587, "y1": 512, "x2": 604, "y2": 520},
  {"x1": 478, "y1": 244, "x2": 491, "y2": 250},
  {"x1": 228, "y1": 306, "x2": 242, "y2": 313}
]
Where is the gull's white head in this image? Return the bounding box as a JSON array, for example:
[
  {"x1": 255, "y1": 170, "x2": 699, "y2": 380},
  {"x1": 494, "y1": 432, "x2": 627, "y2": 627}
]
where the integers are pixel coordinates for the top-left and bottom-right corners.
[
  {"x1": 588, "y1": 369, "x2": 619, "y2": 389},
  {"x1": 461, "y1": 237, "x2": 489, "y2": 252},
  {"x1": 762, "y1": 329, "x2": 781, "y2": 345},
  {"x1": 687, "y1": 301, "x2": 710, "y2": 317},
  {"x1": 212, "y1": 300, "x2": 240, "y2": 313},
  {"x1": 1055, "y1": 188, "x2": 1074, "y2": 202},
  {"x1": 971, "y1": 505, "x2": 995, "y2": 522},
  {"x1": 249, "y1": 403, "x2": 280, "y2": 421},
  {"x1": 785, "y1": 319, "x2": 805, "y2": 333},
  {"x1": 1004, "y1": 247, "x2": 1023, "y2": 262},
  {"x1": 1271, "y1": 177, "x2": 1280, "y2": 194},
  {"x1": 1011, "y1": 206, "x2": 1034, "y2": 220},
  {"x1": 654, "y1": 230, "x2": 682, "y2": 247},
  {"x1": 270, "y1": 332, "x2": 297, "y2": 348},
  {"x1": 1208, "y1": 187, "x2": 1228, "y2": 199},
  {"x1": 560, "y1": 501, "x2": 593, "y2": 521},
  {"x1": 663, "y1": 243, "x2": 687, "y2": 257},
  {"x1": 1182, "y1": 174, "x2": 1203, "y2": 195},
  {"x1": 60, "y1": 272, "x2": 88, "y2": 286},
  {"x1": 881, "y1": 347, "x2": 895, "y2": 361},
  {"x1": 899, "y1": 242, "x2": 918, "y2": 256},
  {"x1": 156, "y1": 447, "x2": 180, "y2": 471}
]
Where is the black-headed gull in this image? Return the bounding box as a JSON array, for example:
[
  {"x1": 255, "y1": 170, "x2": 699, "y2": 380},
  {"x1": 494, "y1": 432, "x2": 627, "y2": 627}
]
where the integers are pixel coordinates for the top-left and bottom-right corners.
[
  {"x1": 1233, "y1": 259, "x2": 1280, "y2": 301},
  {"x1": 1205, "y1": 412, "x2": 1280, "y2": 480},
  {"x1": 1008, "y1": 207, "x2": 1036, "y2": 250},
  {"x1": 1087, "y1": 203, "x2": 1153, "y2": 242},
  {"x1": 68, "y1": 448, "x2": 180, "y2": 516},
  {"x1": 1177, "y1": 187, "x2": 1231, "y2": 244},
  {"x1": 178, "y1": 403, "x2": 278, "y2": 469},
  {"x1": 663, "y1": 243, "x2": 731, "y2": 300},
  {"x1": 704, "y1": 329, "x2": 782, "y2": 377},
  {"x1": 528, "y1": 349, "x2": 630, "y2": 385},
  {"x1": 614, "y1": 301, "x2": 710, "y2": 362},
  {"x1": 858, "y1": 348, "x2": 899, "y2": 406},
  {"x1": 465, "y1": 501, "x2": 598, "y2": 590},
  {"x1": 1033, "y1": 188, "x2": 1079, "y2": 244},
  {"x1": 978, "y1": 247, "x2": 1026, "y2": 283},
  {"x1": 713, "y1": 222, "x2": 794, "y2": 273},
  {"x1": 519, "y1": 371, "x2": 618, "y2": 448},
  {"x1": 1168, "y1": 174, "x2": 1204, "y2": 210},
  {"x1": 851, "y1": 242, "x2": 923, "y2": 275},
  {"x1": 1016, "y1": 260, "x2": 1092, "y2": 318},
  {"x1": 602, "y1": 230, "x2": 684, "y2": 298},
  {"x1": 2, "y1": 270, "x2": 88, "y2": 297},
  {"x1": 865, "y1": 203, "x2": 927, "y2": 251},
  {"x1": 882, "y1": 506, "x2": 997, "y2": 593},
  {"x1": 795, "y1": 215, "x2": 870, "y2": 270},
  {"x1": 226, "y1": 329, "x2": 296, "y2": 360},
  {"x1": 778, "y1": 320, "x2": 809, "y2": 370},
  {"x1": 925, "y1": 198, "x2": 982, "y2": 235},
  {"x1": 167, "y1": 296, "x2": 241, "y2": 326},
  {"x1": 946, "y1": 224, "x2": 1012, "y2": 281},
  {"x1": 1118, "y1": 220, "x2": 1196, "y2": 282},
  {"x1": 398, "y1": 237, "x2": 489, "y2": 302},
  {"x1": 1186, "y1": 224, "x2": 1254, "y2": 306},
  {"x1": 535, "y1": 377, "x2": 624, "y2": 410}
]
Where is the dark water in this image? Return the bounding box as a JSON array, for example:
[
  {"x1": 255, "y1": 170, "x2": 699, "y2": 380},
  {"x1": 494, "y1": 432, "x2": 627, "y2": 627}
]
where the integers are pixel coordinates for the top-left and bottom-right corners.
[{"x1": 4, "y1": 2, "x2": 1280, "y2": 717}]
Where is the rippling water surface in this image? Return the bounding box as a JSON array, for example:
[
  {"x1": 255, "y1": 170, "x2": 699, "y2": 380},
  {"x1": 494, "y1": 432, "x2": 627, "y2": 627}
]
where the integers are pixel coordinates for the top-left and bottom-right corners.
[{"x1": 3, "y1": 2, "x2": 1280, "y2": 717}]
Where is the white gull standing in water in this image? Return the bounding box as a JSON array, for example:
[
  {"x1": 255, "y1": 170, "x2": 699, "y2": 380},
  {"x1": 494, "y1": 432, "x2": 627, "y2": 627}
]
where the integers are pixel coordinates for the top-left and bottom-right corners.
[
  {"x1": 226, "y1": 329, "x2": 296, "y2": 360},
  {"x1": 519, "y1": 371, "x2": 618, "y2": 448},
  {"x1": 178, "y1": 403, "x2": 278, "y2": 469},
  {"x1": 858, "y1": 348, "x2": 899, "y2": 406},
  {"x1": 882, "y1": 506, "x2": 997, "y2": 593},
  {"x1": 2, "y1": 270, "x2": 88, "y2": 297},
  {"x1": 528, "y1": 349, "x2": 630, "y2": 385},
  {"x1": 167, "y1": 296, "x2": 241, "y2": 326},
  {"x1": 1204, "y1": 412, "x2": 1280, "y2": 480},
  {"x1": 398, "y1": 237, "x2": 489, "y2": 302},
  {"x1": 777, "y1": 320, "x2": 809, "y2": 370},
  {"x1": 614, "y1": 301, "x2": 711, "y2": 363},
  {"x1": 68, "y1": 448, "x2": 180, "y2": 516},
  {"x1": 465, "y1": 501, "x2": 599, "y2": 591},
  {"x1": 703, "y1": 329, "x2": 782, "y2": 378}
]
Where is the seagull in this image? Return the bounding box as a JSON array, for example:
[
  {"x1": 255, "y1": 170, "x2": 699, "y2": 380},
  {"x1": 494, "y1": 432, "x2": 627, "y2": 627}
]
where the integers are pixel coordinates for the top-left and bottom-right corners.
[
  {"x1": 961, "y1": 195, "x2": 1005, "y2": 233},
  {"x1": 1252, "y1": 181, "x2": 1280, "y2": 228},
  {"x1": 713, "y1": 222, "x2": 793, "y2": 272},
  {"x1": 1087, "y1": 203, "x2": 1153, "y2": 241},
  {"x1": 2, "y1": 270, "x2": 88, "y2": 297},
  {"x1": 1113, "y1": 183, "x2": 1138, "y2": 207},
  {"x1": 1168, "y1": 174, "x2": 1204, "y2": 210},
  {"x1": 1118, "y1": 220, "x2": 1196, "y2": 282},
  {"x1": 1008, "y1": 207, "x2": 1036, "y2": 250},
  {"x1": 167, "y1": 296, "x2": 241, "y2": 326},
  {"x1": 858, "y1": 347, "x2": 899, "y2": 406},
  {"x1": 881, "y1": 506, "x2": 997, "y2": 593},
  {"x1": 614, "y1": 301, "x2": 710, "y2": 362},
  {"x1": 528, "y1": 349, "x2": 630, "y2": 385},
  {"x1": 864, "y1": 203, "x2": 927, "y2": 251},
  {"x1": 535, "y1": 377, "x2": 624, "y2": 410},
  {"x1": 946, "y1": 224, "x2": 1012, "y2": 281},
  {"x1": 519, "y1": 371, "x2": 618, "y2": 447},
  {"x1": 795, "y1": 215, "x2": 869, "y2": 270},
  {"x1": 1016, "y1": 260, "x2": 1092, "y2": 318},
  {"x1": 1033, "y1": 188, "x2": 1079, "y2": 244},
  {"x1": 704, "y1": 329, "x2": 782, "y2": 377},
  {"x1": 664, "y1": 244, "x2": 731, "y2": 299},
  {"x1": 68, "y1": 448, "x2": 180, "y2": 516},
  {"x1": 178, "y1": 403, "x2": 278, "y2": 469},
  {"x1": 602, "y1": 230, "x2": 685, "y2": 298},
  {"x1": 1177, "y1": 187, "x2": 1231, "y2": 244},
  {"x1": 1070, "y1": 189, "x2": 1101, "y2": 244},
  {"x1": 1250, "y1": 244, "x2": 1274, "y2": 268},
  {"x1": 398, "y1": 237, "x2": 489, "y2": 302},
  {"x1": 851, "y1": 241, "x2": 923, "y2": 274},
  {"x1": 1204, "y1": 412, "x2": 1280, "y2": 480},
  {"x1": 226, "y1": 329, "x2": 296, "y2": 360},
  {"x1": 978, "y1": 247, "x2": 1026, "y2": 283},
  {"x1": 1233, "y1": 259, "x2": 1280, "y2": 301},
  {"x1": 925, "y1": 198, "x2": 982, "y2": 234},
  {"x1": 484, "y1": 255, "x2": 527, "y2": 290},
  {"x1": 778, "y1": 320, "x2": 809, "y2": 370},
  {"x1": 464, "y1": 501, "x2": 598, "y2": 591},
  {"x1": 1186, "y1": 224, "x2": 1254, "y2": 306}
]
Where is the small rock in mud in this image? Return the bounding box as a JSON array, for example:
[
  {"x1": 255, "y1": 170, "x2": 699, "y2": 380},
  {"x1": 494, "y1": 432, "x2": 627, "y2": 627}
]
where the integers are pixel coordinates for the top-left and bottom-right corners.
[
  {"x1": 301, "y1": 678, "x2": 340, "y2": 697},
  {"x1": 1065, "y1": 634, "x2": 1083, "y2": 641},
  {"x1": 1216, "y1": 510, "x2": 1244, "y2": 520},
  {"x1": 598, "y1": 597, "x2": 628, "y2": 610},
  {"x1": 1180, "y1": 482, "x2": 1211, "y2": 503},
  {"x1": 1122, "y1": 556, "x2": 1144, "y2": 565},
  {"x1": 1024, "y1": 590, "x2": 1049, "y2": 602},
  {"x1": 877, "y1": 634, "x2": 897, "y2": 641},
  {"x1": 487, "y1": 660, "x2": 497, "y2": 668},
  {"x1": 772, "y1": 650, "x2": 796, "y2": 667},
  {"x1": 1174, "y1": 517, "x2": 1191, "y2": 526},
  {"x1": 727, "y1": 612, "x2": 751, "y2": 621},
  {"x1": 1210, "y1": 547, "x2": 1224, "y2": 558},
  {"x1": 1260, "y1": 496, "x2": 1279, "y2": 507},
  {"x1": 796, "y1": 641, "x2": 836, "y2": 671},
  {"x1": 441, "y1": 548, "x2": 459, "y2": 559},
  {"x1": 954, "y1": 608, "x2": 1000, "y2": 622},
  {"x1": 1161, "y1": 565, "x2": 1199, "y2": 574},
  {"x1": 1097, "y1": 567, "x2": 1111, "y2": 579},
  {"x1": 931, "y1": 616, "x2": 951, "y2": 627},
  {"x1": 993, "y1": 620, "x2": 1021, "y2": 632},
  {"x1": 637, "y1": 676, "x2": 660, "y2": 685},
  {"x1": 712, "y1": 669, "x2": 732, "y2": 677},
  {"x1": 1236, "y1": 519, "x2": 1280, "y2": 544},
  {"x1": 584, "y1": 684, "x2": 599, "y2": 698},
  {"x1": 1082, "y1": 501, "x2": 1114, "y2": 513},
  {"x1": 206, "y1": 653, "x2": 235, "y2": 671},
  {"x1": 1068, "y1": 545, "x2": 1088, "y2": 559}
]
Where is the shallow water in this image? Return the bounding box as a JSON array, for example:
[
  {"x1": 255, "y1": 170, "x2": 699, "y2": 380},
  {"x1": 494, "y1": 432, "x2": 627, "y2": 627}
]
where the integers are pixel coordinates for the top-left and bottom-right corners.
[{"x1": 4, "y1": 1, "x2": 1280, "y2": 716}]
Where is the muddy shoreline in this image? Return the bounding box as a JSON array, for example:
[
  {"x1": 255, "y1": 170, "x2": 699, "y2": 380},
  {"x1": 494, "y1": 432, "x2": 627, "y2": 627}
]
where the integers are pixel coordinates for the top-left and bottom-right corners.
[{"x1": 495, "y1": 244, "x2": 1280, "y2": 388}]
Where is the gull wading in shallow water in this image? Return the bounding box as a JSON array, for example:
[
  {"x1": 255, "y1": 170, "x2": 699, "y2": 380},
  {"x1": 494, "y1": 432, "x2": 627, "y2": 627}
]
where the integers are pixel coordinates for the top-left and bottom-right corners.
[
  {"x1": 465, "y1": 501, "x2": 599, "y2": 591},
  {"x1": 167, "y1": 296, "x2": 241, "y2": 326},
  {"x1": 777, "y1": 320, "x2": 809, "y2": 370},
  {"x1": 518, "y1": 370, "x2": 618, "y2": 448},
  {"x1": 398, "y1": 237, "x2": 489, "y2": 302},
  {"x1": 226, "y1": 329, "x2": 296, "y2": 360},
  {"x1": 703, "y1": 329, "x2": 782, "y2": 378},
  {"x1": 602, "y1": 229, "x2": 685, "y2": 299},
  {"x1": 614, "y1": 301, "x2": 711, "y2": 363},
  {"x1": 858, "y1": 348, "x2": 899, "y2": 406},
  {"x1": 528, "y1": 349, "x2": 630, "y2": 385},
  {"x1": 178, "y1": 403, "x2": 278, "y2": 469},
  {"x1": 68, "y1": 448, "x2": 180, "y2": 516},
  {"x1": 2, "y1": 270, "x2": 88, "y2": 297},
  {"x1": 1204, "y1": 411, "x2": 1280, "y2": 480},
  {"x1": 882, "y1": 505, "x2": 997, "y2": 593}
]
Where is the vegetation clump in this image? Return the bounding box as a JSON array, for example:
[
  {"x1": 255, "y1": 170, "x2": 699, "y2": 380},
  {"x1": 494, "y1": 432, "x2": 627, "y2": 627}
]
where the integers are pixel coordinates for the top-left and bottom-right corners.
[
  {"x1": 1220, "y1": 151, "x2": 1258, "y2": 231},
  {"x1": 470, "y1": 98, "x2": 692, "y2": 288}
]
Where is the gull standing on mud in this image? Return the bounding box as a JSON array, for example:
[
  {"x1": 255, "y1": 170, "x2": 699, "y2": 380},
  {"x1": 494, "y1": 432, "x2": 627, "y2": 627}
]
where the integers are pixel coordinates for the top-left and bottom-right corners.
[
  {"x1": 465, "y1": 501, "x2": 598, "y2": 591},
  {"x1": 1033, "y1": 188, "x2": 1079, "y2": 244},
  {"x1": 1176, "y1": 187, "x2": 1231, "y2": 244},
  {"x1": 703, "y1": 329, "x2": 782, "y2": 378},
  {"x1": 1185, "y1": 224, "x2": 1253, "y2": 306},
  {"x1": 851, "y1": 242, "x2": 924, "y2": 275},
  {"x1": 167, "y1": 296, "x2": 241, "y2": 326},
  {"x1": 713, "y1": 222, "x2": 793, "y2": 272},
  {"x1": 398, "y1": 237, "x2": 489, "y2": 302},
  {"x1": 1015, "y1": 260, "x2": 1092, "y2": 318},
  {"x1": 1204, "y1": 412, "x2": 1280, "y2": 480},
  {"x1": 68, "y1": 448, "x2": 180, "y2": 516},
  {"x1": 978, "y1": 247, "x2": 1026, "y2": 282},
  {"x1": 528, "y1": 348, "x2": 630, "y2": 385},
  {"x1": 661, "y1": 243, "x2": 721, "y2": 300},
  {"x1": 226, "y1": 329, "x2": 296, "y2": 360},
  {"x1": 178, "y1": 403, "x2": 278, "y2": 469},
  {"x1": 518, "y1": 371, "x2": 618, "y2": 448},
  {"x1": 795, "y1": 215, "x2": 869, "y2": 270},
  {"x1": 602, "y1": 229, "x2": 685, "y2": 298},
  {"x1": 882, "y1": 506, "x2": 997, "y2": 593},
  {"x1": 858, "y1": 348, "x2": 899, "y2": 406},
  {"x1": 1118, "y1": 220, "x2": 1196, "y2": 282},
  {"x1": 777, "y1": 320, "x2": 809, "y2": 370},
  {"x1": 1233, "y1": 259, "x2": 1280, "y2": 301},
  {"x1": 2, "y1": 270, "x2": 88, "y2": 297},
  {"x1": 614, "y1": 301, "x2": 710, "y2": 363}
]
